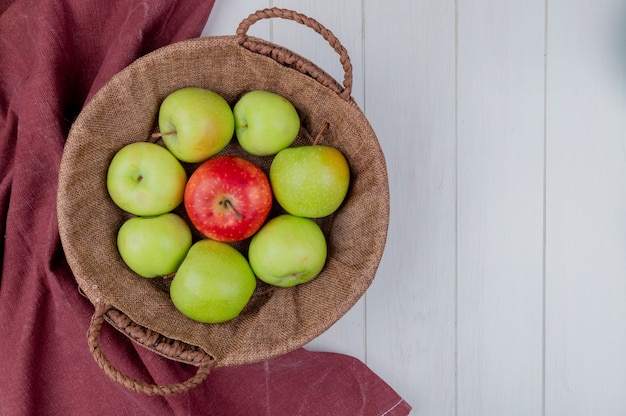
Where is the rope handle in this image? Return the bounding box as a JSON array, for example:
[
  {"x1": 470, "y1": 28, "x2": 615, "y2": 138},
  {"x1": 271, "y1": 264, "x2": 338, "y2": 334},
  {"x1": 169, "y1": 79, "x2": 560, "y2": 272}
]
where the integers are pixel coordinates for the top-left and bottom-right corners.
[
  {"x1": 87, "y1": 302, "x2": 214, "y2": 396},
  {"x1": 236, "y1": 7, "x2": 353, "y2": 101}
]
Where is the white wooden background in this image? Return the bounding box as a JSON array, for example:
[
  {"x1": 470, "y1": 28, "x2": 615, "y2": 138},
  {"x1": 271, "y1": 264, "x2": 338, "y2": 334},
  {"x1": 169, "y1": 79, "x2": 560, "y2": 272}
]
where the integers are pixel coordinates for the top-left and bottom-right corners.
[{"x1": 203, "y1": 1, "x2": 626, "y2": 414}]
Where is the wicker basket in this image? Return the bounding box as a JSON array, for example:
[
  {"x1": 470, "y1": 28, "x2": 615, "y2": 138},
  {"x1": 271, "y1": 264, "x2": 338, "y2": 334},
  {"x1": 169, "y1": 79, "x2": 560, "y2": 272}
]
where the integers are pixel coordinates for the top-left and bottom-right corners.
[{"x1": 57, "y1": 8, "x2": 389, "y2": 395}]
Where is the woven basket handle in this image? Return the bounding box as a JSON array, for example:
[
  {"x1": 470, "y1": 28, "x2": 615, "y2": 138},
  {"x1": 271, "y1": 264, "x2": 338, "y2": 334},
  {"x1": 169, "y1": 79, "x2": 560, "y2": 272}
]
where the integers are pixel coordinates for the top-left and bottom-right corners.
[
  {"x1": 87, "y1": 302, "x2": 214, "y2": 396},
  {"x1": 236, "y1": 7, "x2": 353, "y2": 101}
]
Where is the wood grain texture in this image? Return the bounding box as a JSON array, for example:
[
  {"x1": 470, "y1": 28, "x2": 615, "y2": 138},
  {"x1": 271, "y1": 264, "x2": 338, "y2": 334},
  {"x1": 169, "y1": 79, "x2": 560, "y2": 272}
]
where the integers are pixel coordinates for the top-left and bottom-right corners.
[
  {"x1": 456, "y1": 1, "x2": 546, "y2": 414},
  {"x1": 545, "y1": 0, "x2": 626, "y2": 414},
  {"x1": 363, "y1": 0, "x2": 457, "y2": 413}
]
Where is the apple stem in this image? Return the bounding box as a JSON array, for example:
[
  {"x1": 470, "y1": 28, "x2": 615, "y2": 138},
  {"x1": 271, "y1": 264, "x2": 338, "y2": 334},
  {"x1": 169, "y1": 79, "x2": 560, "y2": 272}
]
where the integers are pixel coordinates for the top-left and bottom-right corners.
[
  {"x1": 223, "y1": 199, "x2": 244, "y2": 220},
  {"x1": 312, "y1": 122, "x2": 330, "y2": 146},
  {"x1": 151, "y1": 130, "x2": 176, "y2": 139},
  {"x1": 162, "y1": 272, "x2": 176, "y2": 279}
]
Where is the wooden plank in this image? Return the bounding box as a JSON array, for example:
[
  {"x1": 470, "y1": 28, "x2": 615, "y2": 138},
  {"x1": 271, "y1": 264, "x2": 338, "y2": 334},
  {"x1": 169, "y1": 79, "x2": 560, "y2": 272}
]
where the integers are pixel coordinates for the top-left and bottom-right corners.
[
  {"x1": 363, "y1": 0, "x2": 457, "y2": 412},
  {"x1": 456, "y1": 1, "x2": 546, "y2": 414},
  {"x1": 545, "y1": 0, "x2": 626, "y2": 414}
]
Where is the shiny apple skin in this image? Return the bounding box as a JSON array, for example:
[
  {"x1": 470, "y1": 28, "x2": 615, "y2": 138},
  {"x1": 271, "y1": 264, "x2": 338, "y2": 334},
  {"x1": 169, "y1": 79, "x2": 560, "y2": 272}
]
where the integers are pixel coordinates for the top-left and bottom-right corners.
[{"x1": 184, "y1": 155, "x2": 273, "y2": 242}]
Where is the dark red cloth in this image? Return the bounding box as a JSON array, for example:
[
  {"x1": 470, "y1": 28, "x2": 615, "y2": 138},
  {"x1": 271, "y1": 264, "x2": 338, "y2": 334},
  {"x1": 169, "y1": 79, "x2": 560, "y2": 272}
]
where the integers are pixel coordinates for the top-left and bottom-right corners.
[{"x1": 0, "y1": 1, "x2": 411, "y2": 415}]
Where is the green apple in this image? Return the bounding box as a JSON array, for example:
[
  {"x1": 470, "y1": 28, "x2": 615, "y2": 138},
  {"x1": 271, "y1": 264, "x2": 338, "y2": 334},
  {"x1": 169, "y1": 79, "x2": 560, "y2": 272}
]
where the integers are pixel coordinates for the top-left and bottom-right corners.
[
  {"x1": 248, "y1": 214, "x2": 327, "y2": 287},
  {"x1": 170, "y1": 239, "x2": 257, "y2": 323},
  {"x1": 117, "y1": 213, "x2": 192, "y2": 278},
  {"x1": 107, "y1": 142, "x2": 187, "y2": 216},
  {"x1": 269, "y1": 145, "x2": 350, "y2": 218},
  {"x1": 155, "y1": 87, "x2": 234, "y2": 163},
  {"x1": 233, "y1": 90, "x2": 300, "y2": 156}
]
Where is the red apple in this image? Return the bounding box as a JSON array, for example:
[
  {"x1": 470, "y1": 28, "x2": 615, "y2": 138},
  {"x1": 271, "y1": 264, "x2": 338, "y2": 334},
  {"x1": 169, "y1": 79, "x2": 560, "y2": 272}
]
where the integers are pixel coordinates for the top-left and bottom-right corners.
[{"x1": 184, "y1": 155, "x2": 272, "y2": 242}]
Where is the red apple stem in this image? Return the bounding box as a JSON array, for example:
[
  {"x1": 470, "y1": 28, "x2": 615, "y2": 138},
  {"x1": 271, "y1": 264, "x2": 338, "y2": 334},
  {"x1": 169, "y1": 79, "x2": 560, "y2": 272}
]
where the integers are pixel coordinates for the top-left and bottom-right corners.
[
  {"x1": 223, "y1": 199, "x2": 244, "y2": 220},
  {"x1": 312, "y1": 122, "x2": 330, "y2": 146}
]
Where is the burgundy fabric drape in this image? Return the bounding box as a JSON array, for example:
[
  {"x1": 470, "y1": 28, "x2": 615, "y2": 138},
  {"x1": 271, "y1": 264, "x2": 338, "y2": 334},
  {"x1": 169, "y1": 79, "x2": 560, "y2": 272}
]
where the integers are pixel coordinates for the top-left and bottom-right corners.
[{"x1": 0, "y1": 1, "x2": 411, "y2": 414}]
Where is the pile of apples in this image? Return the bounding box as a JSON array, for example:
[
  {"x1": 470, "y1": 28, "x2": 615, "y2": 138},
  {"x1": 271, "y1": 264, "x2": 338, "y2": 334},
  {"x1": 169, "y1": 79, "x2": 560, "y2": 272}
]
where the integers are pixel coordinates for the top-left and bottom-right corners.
[{"x1": 106, "y1": 87, "x2": 350, "y2": 324}]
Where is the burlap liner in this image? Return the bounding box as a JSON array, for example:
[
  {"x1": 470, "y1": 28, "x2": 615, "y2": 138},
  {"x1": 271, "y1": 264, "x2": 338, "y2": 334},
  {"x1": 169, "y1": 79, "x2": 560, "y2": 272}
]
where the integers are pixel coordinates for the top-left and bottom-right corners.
[{"x1": 57, "y1": 8, "x2": 389, "y2": 385}]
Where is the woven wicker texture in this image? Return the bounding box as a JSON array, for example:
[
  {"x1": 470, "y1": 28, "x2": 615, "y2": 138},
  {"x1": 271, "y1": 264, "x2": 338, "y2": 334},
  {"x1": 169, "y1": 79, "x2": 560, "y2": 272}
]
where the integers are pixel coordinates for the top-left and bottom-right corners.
[{"x1": 57, "y1": 8, "x2": 389, "y2": 394}]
